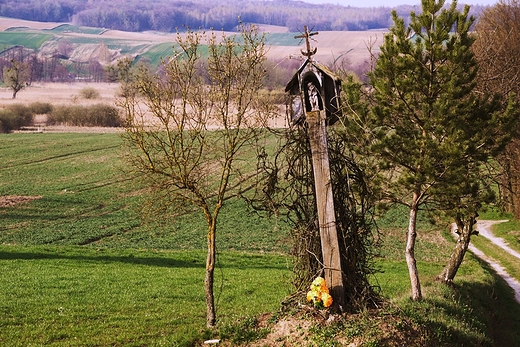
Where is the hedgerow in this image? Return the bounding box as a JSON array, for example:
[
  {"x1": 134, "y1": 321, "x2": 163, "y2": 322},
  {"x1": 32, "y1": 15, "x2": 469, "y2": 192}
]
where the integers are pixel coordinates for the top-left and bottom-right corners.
[{"x1": 47, "y1": 104, "x2": 121, "y2": 127}]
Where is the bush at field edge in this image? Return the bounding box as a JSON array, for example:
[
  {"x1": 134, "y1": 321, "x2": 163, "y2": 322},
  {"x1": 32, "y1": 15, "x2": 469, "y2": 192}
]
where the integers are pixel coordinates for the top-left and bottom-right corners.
[
  {"x1": 47, "y1": 104, "x2": 121, "y2": 127},
  {"x1": 0, "y1": 104, "x2": 34, "y2": 133}
]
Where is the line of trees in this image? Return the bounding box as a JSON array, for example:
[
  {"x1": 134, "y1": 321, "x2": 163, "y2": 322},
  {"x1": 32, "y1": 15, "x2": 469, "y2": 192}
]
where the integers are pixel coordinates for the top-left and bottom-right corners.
[
  {"x1": 0, "y1": 42, "x2": 302, "y2": 99},
  {"x1": 0, "y1": 43, "x2": 138, "y2": 92},
  {"x1": 0, "y1": 0, "x2": 488, "y2": 32},
  {"x1": 0, "y1": 46, "x2": 109, "y2": 86}
]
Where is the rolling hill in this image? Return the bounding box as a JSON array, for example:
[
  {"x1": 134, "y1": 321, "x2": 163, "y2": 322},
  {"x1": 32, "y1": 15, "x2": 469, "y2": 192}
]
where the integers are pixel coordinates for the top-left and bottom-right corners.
[{"x1": 0, "y1": 17, "x2": 384, "y2": 70}]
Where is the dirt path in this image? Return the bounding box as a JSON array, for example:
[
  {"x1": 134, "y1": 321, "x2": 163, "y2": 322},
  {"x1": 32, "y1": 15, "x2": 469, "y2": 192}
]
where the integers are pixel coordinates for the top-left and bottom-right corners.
[
  {"x1": 469, "y1": 220, "x2": 520, "y2": 303},
  {"x1": 477, "y1": 220, "x2": 520, "y2": 260}
]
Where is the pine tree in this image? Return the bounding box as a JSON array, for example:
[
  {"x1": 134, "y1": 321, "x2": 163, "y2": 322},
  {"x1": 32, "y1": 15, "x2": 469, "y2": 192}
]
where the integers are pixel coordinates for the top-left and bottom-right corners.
[{"x1": 367, "y1": 0, "x2": 518, "y2": 299}]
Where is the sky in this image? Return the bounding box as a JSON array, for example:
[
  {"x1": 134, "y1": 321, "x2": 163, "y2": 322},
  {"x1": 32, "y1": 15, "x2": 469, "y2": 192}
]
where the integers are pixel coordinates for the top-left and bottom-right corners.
[{"x1": 302, "y1": 0, "x2": 499, "y2": 7}]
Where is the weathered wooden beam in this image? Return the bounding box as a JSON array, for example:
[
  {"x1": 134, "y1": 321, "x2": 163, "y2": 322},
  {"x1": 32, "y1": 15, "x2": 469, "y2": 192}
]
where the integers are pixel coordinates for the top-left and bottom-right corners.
[{"x1": 306, "y1": 109, "x2": 345, "y2": 310}]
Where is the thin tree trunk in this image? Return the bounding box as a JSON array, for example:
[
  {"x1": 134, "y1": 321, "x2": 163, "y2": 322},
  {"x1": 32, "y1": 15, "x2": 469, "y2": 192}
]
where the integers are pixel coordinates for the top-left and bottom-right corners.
[
  {"x1": 502, "y1": 143, "x2": 520, "y2": 219},
  {"x1": 407, "y1": 189, "x2": 422, "y2": 301},
  {"x1": 437, "y1": 215, "x2": 477, "y2": 284},
  {"x1": 205, "y1": 220, "x2": 216, "y2": 327}
]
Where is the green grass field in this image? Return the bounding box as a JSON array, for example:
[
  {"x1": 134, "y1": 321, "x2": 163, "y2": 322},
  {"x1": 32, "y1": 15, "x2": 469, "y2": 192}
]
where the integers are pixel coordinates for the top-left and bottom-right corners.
[
  {"x1": 136, "y1": 43, "x2": 178, "y2": 66},
  {"x1": 0, "y1": 132, "x2": 291, "y2": 346},
  {"x1": 0, "y1": 133, "x2": 287, "y2": 251},
  {"x1": 2, "y1": 132, "x2": 520, "y2": 346},
  {"x1": 264, "y1": 33, "x2": 301, "y2": 46},
  {"x1": 0, "y1": 246, "x2": 290, "y2": 346}
]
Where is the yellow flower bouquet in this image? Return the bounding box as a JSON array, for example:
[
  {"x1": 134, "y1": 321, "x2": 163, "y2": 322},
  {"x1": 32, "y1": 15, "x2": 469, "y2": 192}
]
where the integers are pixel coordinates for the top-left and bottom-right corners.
[{"x1": 306, "y1": 276, "x2": 333, "y2": 308}]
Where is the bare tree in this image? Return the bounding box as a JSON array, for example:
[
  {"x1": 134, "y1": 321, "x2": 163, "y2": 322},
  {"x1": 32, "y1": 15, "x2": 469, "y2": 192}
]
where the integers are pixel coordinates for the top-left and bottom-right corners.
[
  {"x1": 3, "y1": 59, "x2": 30, "y2": 99},
  {"x1": 119, "y1": 25, "x2": 275, "y2": 327},
  {"x1": 88, "y1": 59, "x2": 106, "y2": 82},
  {"x1": 473, "y1": 0, "x2": 520, "y2": 218}
]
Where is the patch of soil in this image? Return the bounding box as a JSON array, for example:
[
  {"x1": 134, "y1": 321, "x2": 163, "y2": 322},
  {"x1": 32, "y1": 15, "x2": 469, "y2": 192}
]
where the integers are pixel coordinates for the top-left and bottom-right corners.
[
  {"x1": 209, "y1": 303, "x2": 429, "y2": 347},
  {"x1": 0, "y1": 195, "x2": 42, "y2": 208},
  {"x1": 247, "y1": 312, "x2": 315, "y2": 347}
]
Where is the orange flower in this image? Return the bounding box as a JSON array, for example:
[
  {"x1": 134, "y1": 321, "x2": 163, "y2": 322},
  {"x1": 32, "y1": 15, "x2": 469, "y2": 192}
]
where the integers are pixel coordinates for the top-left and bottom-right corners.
[
  {"x1": 321, "y1": 292, "x2": 333, "y2": 307},
  {"x1": 312, "y1": 277, "x2": 328, "y2": 293},
  {"x1": 307, "y1": 277, "x2": 333, "y2": 308},
  {"x1": 319, "y1": 284, "x2": 329, "y2": 294}
]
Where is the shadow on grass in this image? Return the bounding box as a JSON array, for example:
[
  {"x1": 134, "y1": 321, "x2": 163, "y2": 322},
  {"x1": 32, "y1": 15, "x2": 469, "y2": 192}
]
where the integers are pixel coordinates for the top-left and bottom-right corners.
[
  {"x1": 462, "y1": 258, "x2": 520, "y2": 347},
  {"x1": 400, "y1": 258, "x2": 520, "y2": 346},
  {"x1": 2, "y1": 144, "x2": 121, "y2": 169},
  {"x1": 0, "y1": 249, "x2": 205, "y2": 268},
  {"x1": 0, "y1": 247, "x2": 289, "y2": 270},
  {"x1": 0, "y1": 195, "x2": 123, "y2": 224}
]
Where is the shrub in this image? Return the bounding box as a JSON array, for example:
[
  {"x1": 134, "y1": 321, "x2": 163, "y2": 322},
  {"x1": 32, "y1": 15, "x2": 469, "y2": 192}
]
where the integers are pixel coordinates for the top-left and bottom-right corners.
[
  {"x1": 7, "y1": 104, "x2": 33, "y2": 125},
  {"x1": 79, "y1": 87, "x2": 100, "y2": 99},
  {"x1": 259, "y1": 89, "x2": 286, "y2": 105},
  {"x1": 0, "y1": 104, "x2": 34, "y2": 133},
  {"x1": 29, "y1": 102, "x2": 53, "y2": 115},
  {"x1": 47, "y1": 104, "x2": 121, "y2": 127},
  {"x1": 47, "y1": 105, "x2": 82, "y2": 126},
  {"x1": 0, "y1": 109, "x2": 16, "y2": 133},
  {"x1": 86, "y1": 104, "x2": 121, "y2": 127}
]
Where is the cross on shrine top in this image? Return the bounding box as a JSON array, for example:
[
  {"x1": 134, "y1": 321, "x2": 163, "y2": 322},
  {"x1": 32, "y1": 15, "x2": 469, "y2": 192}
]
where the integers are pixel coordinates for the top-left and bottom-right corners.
[{"x1": 294, "y1": 25, "x2": 318, "y2": 61}]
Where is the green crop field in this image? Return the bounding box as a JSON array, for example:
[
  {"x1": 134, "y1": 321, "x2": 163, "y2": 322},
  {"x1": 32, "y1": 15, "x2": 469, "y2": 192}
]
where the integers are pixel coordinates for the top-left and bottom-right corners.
[
  {"x1": 0, "y1": 245, "x2": 290, "y2": 346},
  {"x1": 137, "y1": 42, "x2": 178, "y2": 66},
  {"x1": 265, "y1": 32, "x2": 301, "y2": 46},
  {"x1": 2, "y1": 132, "x2": 520, "y2": 346},
  {"x1": 0, "y1": 132, "x2": 292, "y2": 345},
  {"x1": 0, "y1": 133, "x2": 288, "y2": 251},
  {"x1": 48, "y1": 23, "x2": 107, "y2": 35},
  {"x1": 0, "y1": 32, "x2": 52, "y2": 50},
  {"x1": 137, "y1": 43, "x2": 213, "y2": 65}
]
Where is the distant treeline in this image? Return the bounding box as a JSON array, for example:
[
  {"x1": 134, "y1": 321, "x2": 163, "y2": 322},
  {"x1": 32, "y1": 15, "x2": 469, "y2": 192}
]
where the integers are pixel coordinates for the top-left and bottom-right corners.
[
  {"x1": 0, "y1": 0, "x2": 487, "y2": 32},
  {"x1": 0, "y1": 46, "x2": 110, "y2": 84}
]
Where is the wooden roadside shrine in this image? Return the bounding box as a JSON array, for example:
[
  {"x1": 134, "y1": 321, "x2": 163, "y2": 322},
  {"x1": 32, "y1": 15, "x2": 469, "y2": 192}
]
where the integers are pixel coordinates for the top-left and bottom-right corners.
[{"x1": 285, "y1": 26, "x2": 345, "y2": 310}]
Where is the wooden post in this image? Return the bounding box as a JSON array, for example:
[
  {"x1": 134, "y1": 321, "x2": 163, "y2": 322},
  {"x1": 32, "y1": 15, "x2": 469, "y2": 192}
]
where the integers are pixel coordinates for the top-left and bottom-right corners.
[
  {"x1": 290, "y1": 25, "x2": 345, "y2": 310},
  {"x1": 307, "y1": 109, "x2": 345, "y2": 310}
]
